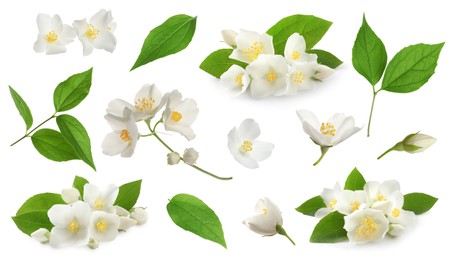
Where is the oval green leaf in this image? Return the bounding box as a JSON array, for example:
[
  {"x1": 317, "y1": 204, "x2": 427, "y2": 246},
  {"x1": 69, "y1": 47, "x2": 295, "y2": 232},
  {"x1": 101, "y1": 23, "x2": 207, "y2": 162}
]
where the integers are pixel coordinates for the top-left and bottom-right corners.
[
  {"x1": 56, "y1": 115, "x2": 96, "y2": 171},
  {"x1": 73, "y1": 176, "x2": 89, "y2": 199},
  {"x1": 9, "y1": 86, "x2": 33, "y2": 131},
  {"x1": 200, "y1": 49, "x2": 248, "y2": 78},
  {"x1": 53, "y1": 68, "x2": 93, "y2": 112},
  {"x1": 114, "y1": 180, "x2": 142, "y2": 211},
  {"x1": 17, "y1": 193, "x2": 65, "y2": 216},
  {"x1": 131, "y1": 14, "x2": 197, "y2": 71},
  {"x1": 307, "y1": 49, "x2": 343, "y2": 69},
  {"x1": 381, "y1": 43, "x2": 444, "y2": 93},
  {"x1": 403, "y1": 192, "x2": 438, "y2": 215},
  {"x1": 267, "y1": 14, "x2": 332, "y2": 55},
  {"x1": 167, "y1": 193, "x2": 227, "y2": 248},
  {"x1": 295, "y1": 196, "x2": 326, "y2": 216},
  {"x1": 344, "y1": 167, "x2": 366, "y2": 191},
  {"x1": 310, "y1": 211, "x2": 348, "y2": 243},
  {"x1": 12, "y1": 211, "x2": 53, "y2": 236},
  {"x1": 31, "y1": 129, "x2": 80, "y2": 162}
]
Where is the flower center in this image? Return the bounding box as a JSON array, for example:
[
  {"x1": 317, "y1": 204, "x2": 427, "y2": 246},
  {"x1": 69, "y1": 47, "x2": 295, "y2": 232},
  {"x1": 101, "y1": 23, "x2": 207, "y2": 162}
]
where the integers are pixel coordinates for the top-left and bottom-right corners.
[
  {"x1": 46, "y1": 31, "x2": 58, "y2": 43},
  {"x1": 85, "y1": 24, "x2": 99, "y2": 40},
  {"x1": 135, "y1": 97, "x2": 155, "y2": 113},
  {"x1": 392, "y1": 208, "x2": 400, "y2": 218},
  {"x1": 94, "y1": 198, "x2": 104, "y2": 210},
  {"x1": 329, "y1": 199, "x2": 337, "y2": 209},
  {"x1": 320, "y1": 122, "x2": 336, "y2": 136},
  {"x1": 240, "y1": 140, "x2": 253, "y2": 152},
  {"x1": 170, "y1": 111, "x2": 183, "y2": 122},
  {"x1": 262, "y1": 208, "x2": 268, "y2": 215},
  {"x1": 235, "y1": 75, "x2": 243, "y2": 86},
  {"x1": 243, "y1": 41, "x2": 264, "y2": 61},
  {"x1": 356, "y1": 217, "x2": 378, "y2": 238},
  {"x1": 120, "y1": 130, "x2": 131, "y2": 142},
  {"x1": 377, "y1": 194, "x2": 386, "y2": 201},
  {"x1": 96, "y1": 220, "x2": 107, "y2": 232},
  {"x1": 351, "y1": 201, "x2": 360, "y2": 212},
  {"x1": 291, "y1": 51, "x2": 301, "y2": 60},
  {"x1": 266, "y1": 71, "x2": 277, "y2": 82},
  {"x1": 293, "y1": 72, "x2": 305, "y2": 84},
  {"x1": 68, "y1": 220, "x2": 79, "y2": 233}
]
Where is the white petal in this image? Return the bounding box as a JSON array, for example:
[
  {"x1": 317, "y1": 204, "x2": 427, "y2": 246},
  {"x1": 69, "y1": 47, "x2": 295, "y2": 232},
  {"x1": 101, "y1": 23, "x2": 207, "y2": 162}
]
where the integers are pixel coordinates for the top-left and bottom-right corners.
[
  {"x1": 102, "y1": 132, "x2": 130, "y2": 156},
  {"x1": 46, "y1": 44, "x2": 67, "y2": 55},
  {"x1": 90, "y1": 211, "x2": 120, "y2": 242},
  {"x1": 370, "y1": 200, "x2": 393, "y2": 214},
  {"x1": 221, "y1": 30, "x2": 237, "y2": 47},
  {"x1": 33, "y1": 37, "x2": 47, "y2": 53},
  {"x1": 249, "y1": 79, "x2": 273, "y2": 98},
  {"x1": 234, "y1": 153, "x2": 259, "y2": 169},
  {"x1": 119, "y1": 216, "x2": 137, "y2": 230},
  {"x1": 115, "y1": 206, "x2": 130, "y2": 217},
  {"x1": 36, "y1": 14, "x2": 51, "y2": 33},
  {"x1": 296, "y1": 109, "x2": 320, "y2": 130},
  {"x1": 49, "y1": 227, "x2": 75, "y2": 248},
  {"x1": 164, "y1": 123, "x2": 196, "y2": 141},
  {"x1": 314, "y1": 208, "x2": 332, "y2": 218},
  {"x1": 93, "y1": 31, "x2": 116, "y2": 52},
  {"x1": 80, "y1": 37, "x2": 94, "y2": 56},
  {"x1": 72, "y1": 19, "x2": 87, "y2": 37},
  {"x1": 237, "y1": 118, "x2": 260, "y2": 140},
  {"x1": 106, "y1": 99, "x2": 134, "y2": 120},
  {"x1": 83, "y1": 184, "x2": 100, "y2": 209},
  {"x1": 31, "y1": 228, "x2": 50, "y2": 243},
  {"x1": 364, "y1": 181, "x2": 380, "y2": 201},
  {"x1": 243, "y1": 215, "x2": 277, "y2": 236},
  {"x1": 50, "y1": 15, "x2": 63, "y2": 33},
  {"x1": 62, "y1": 25, "x2": 76, "y2": 41},
  {"x1": 380, "y1": 180, "x2": 401, "y2": 197},
  {"x1": 328, "y1": 113, "x2": 346, "y2": 130},
  {"x1": 72, "y1": 201, "x2": 91, "y2": 227},
  {"x1": 90, "y1": 9, "x2": 109, "y2": 29},
  {"x1": 48, "y1": 204, "x2": 73, "y2": 228},
  {"x1": 250, "y1": 141, "x2": 274, "y2": 161},
  {"x1": 61, "y1": 188, "x2": 80, "y2": 204},
  {"x1": 101, "y1": 184, "x2": 119, "y2": 210}
]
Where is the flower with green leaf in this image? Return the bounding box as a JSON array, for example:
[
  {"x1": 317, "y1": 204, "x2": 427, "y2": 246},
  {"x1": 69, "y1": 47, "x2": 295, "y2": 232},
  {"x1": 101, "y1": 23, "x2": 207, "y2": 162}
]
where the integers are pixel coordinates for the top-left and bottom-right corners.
[{"x1": 378, "y1": 132, "x2": 436, "y2": 159}]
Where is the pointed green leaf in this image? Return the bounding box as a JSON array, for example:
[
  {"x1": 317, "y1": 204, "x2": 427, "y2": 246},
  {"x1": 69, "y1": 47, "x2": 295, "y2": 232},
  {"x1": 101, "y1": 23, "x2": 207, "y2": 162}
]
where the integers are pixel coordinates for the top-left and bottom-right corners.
[
  {"x1": 381, "y1": 43, "x2": 444, "y2": 93},
  {"x1": 131, "y1": 14, "x2": 197, "y2": 71},
  {"x1": 53, "y1": 68, "x2": 93, "y2": 112},
  {"x1": 56, "y1": 115, "x2": 95, "y2": 171},
  {"x1": 352, "y1": 15, "x2": 387, "y2": 86},
  {"x1": 310, "y1": 211, "x2": 348, "y2": 243},
  {"x1": 73, "y1": 176, "x2": 89, "y2": 199},
  {"x1": 200, "y1": 49, "x2": 248, "y2": 78},
  {"x1": 12, "y1": 211, "x2": 53, "y2": 236},
  {"x1": 295, "y1": 196, "x2": 326, "y2": 216},
  {"x1": 167, "y1": 194, "x2": 227, "y2": 248},
  {"x1": 344, "y1": 167, "x2": 366, "y2": 191},
  {"x1": 9, "y1": 86, "x2": 33, "y2": 131},
  {"x1": 16, "y1": 193, "x2": 65, "y2": 216},
  {"x1": 114, "y1": 180, "x2": 142, "y2": 211},
  {"x1": 403, "y1": 192, "x2": 438, "y2": 215},
  {"x1": 31, "y1": 129, "x2": 80, "y2": 162},
  {"x1": 307, "y1": 49, "x2": 343, "y2": 69}
]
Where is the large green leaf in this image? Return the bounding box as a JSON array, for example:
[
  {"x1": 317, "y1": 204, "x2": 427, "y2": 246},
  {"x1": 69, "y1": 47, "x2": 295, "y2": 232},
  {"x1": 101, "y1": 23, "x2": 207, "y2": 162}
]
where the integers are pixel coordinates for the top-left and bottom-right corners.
[
  {"x1": 53, "y1": 68, "x2": 93, "y2": 112},
  {"x1": 381, "y1": 43, "x2": 444, "y2": 93},
  {"x1": 344, "y1": 167, "x2": 366, "y2": 191},
  {"x1": 310, "y1": 211, "x2": 348, "y2": 243},
  {"x1": 295, "y1": 196, "x2": 326, "y2": 216},
  {"x1": 16, "y1": 193, "x2": 65, "y2": 216},
  {"x1": 131, "y1": 14, "x2": 197, "y2": 71},
  {"x1": 56, "y1": 115, "x2": 95, "y2": 171},
  {"x1": 31, "y1": 129, "x2": 79, "y2": 162},
  {"x1": 73, "y1": 176, "x2": 89, "y2": 199},
  {"x1": 307, "y1": 49, "x2": 343, "y2": 69},
  {"x1": 403, "y1": 192, "x2": 438, "y2": 215},
  {"x1": 9, "y1": 86, "x2": 33, "y2": 131},
  {"x1": 114, "y1": 180, "x2": 142, "y2": 211},
  {"x1": 200, "y1": 49, "x2": 248, "y2": 78},
  {"x1": 12, "y1": 211, "x2": 53, "y2": 236},
  {"x1": 167, "y1": 194, "x2": 226, "y2": 248}
]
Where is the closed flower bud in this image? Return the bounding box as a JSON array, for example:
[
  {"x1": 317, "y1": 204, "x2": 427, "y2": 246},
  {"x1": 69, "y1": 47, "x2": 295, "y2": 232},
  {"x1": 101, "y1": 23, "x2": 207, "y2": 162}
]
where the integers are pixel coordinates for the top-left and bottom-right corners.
[
  {"x1": 130, "y1": 207, "x2": 148, "y2": 225},
  {"x1": 221, "y1": 30, "x2": 237, "y2": 47},
  {"x1": 403, "y1": 133, "x2": 436, "y2": 153},
  {"x1": 388, "y1": 224, "x2": 405, "y2": 237},
  {"x1": 183, "y1": 148, "x2": 199, "y2": 165},
  {"x1": 31, "y1": 228, "x2": 50, "y2": 243},
  {"x1": 115, "y1": 206, "x2": 130, "y2": 217},
  {"x1": 167, "y1": 152, "x2": 181, "y2": 165},
  {"x1": 88, "y1": 238, "x2": 99, "y2": 249},
  {"x1": 119, "y1": 216, "x2": 137, "y2": 231},
  {"x1": 61, "y1": 188, "x2": 80, "y2": 204}
]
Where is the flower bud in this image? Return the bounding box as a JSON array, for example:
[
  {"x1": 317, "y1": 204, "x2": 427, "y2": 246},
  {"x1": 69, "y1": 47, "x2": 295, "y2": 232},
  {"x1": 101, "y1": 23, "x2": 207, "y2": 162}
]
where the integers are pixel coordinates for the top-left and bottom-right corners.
[
  {"x1": 31, "y1": 228, "x2": 50, "y2": 243},
  {"x1": 61, "y1": 188, "x2": 80, "y2": 204},
  {"x1": 388, "y1": 224, "x2": 405, "y2": 237},
  {"x1": 115, "y1": 206, "x2": 130, "y2": 217},
  {"x1": 167, "y1": 152, "x2": 181, "y2": 165},
  {"x1": 119, "y1": 216, "x2": 137, "y2": 231},
  {"x1": 130, "y1": 207, "x2": 148, "y2": 225},
  {"x1": 88, "y1": 238, "x2": 99, "y2": 249},
  {"x1": 183, "y1": 148, "x2": 199, "y2": 165},
  {"x1": 221, "y1": 30, "x2": 238, "y2": 47},
  {"x1": 403, "y1": 133, "x2": 436, "y2": 153}
]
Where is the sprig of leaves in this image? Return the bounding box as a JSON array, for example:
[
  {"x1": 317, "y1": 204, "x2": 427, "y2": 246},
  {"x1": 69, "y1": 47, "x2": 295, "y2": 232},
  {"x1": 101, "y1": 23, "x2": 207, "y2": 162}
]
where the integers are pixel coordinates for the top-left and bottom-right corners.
[{"x1": 9, "y1": 68, "x2": 96, "y2": 170}]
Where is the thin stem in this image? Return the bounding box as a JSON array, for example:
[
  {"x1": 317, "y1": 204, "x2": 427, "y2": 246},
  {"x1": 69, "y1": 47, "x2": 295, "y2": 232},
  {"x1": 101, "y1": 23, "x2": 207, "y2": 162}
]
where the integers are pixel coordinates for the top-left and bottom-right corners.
[
  {"x1": 377, "y1": 148, "x2": 393, "y2": 160},
  {"x1": 377, "y1": 142, "x2": 402, "y2": 160},
  {"x1": 10, "y1": 114, "x2": 56, "y2": 146},
  {"x1": 277, "y1": 225, "x2": 295, "y2": 246},
  {"x1": 313, "y1": 146, "x2": 329, "y2": 166},
  {"x1": 367, "y1": 89, "x2": 378, "y2": 137},
  {"x1": 152, "y1": 132, "x2": 175, "y2": 153},
  {"x1": 188, "y1": 164, "x2": 233, "y2": 181}
]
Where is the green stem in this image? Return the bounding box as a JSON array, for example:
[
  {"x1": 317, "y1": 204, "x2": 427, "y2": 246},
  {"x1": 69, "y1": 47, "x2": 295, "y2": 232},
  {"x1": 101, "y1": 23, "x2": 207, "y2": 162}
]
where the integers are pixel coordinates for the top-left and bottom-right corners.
[
  {"x1": 313, "y1": 146, "x2": 329, "y2": 166},
  {"x1": 276, "y1": 224, "x2": 295, "y2": 246},
  {"x1": 10, "y1": 114, "x2": 56, "y2": 146},
  {"x1": 377, "y1": 143, "x2": 403, "y2": 160},
  {"x1": 367, "y1": 89, "x2": 378, "y2": 137}
]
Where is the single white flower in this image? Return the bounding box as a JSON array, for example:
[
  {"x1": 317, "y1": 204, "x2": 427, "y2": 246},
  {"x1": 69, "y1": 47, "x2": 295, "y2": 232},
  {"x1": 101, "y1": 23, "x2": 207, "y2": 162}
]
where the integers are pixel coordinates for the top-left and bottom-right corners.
[
  {"x1": 386, "y1": 191, "x2": 415, "y2": 227},
  {"x1": 162, "y1": 90, "x2": 199, "y2": 141},
  {"x1": 130, "y1": 207, "x2": 148, "y2": 225},
  {"x1": 73, "y1": 9, "x2": 117, "y2": 56},
  {"x1": 230, "y1": 29, "x2": 274, "y2": 63},
  {"x1": 119, "y1": 216, "x2": 137, "y2": 231},
  {"x1": 296, "y1": 109, "x2": 362, "y2": 165},
  {"x1": 61, "y1": 188, "x2": 80, "y2": 204},
  {"x1": 220, "y1": 65, "x2": 250, "y2": 96},
  {"x1": 33, "y1": 14, "x2": 75, "y2": 55},
  {"x1": 243, "y1": 197, "x2": 283, "y2": 236},
  {"x1": 48, "y1": 201, "x2": 91, "y2": 248},
  {"x1": 83, "y1": 184, "x2": 119, "y2": 213},
  {"x1": 284, "y1": 33, "x2": 317, "y2": 65},
  {"x1": 246, "y1": 54, "x2": 289, "y2": 98},
  {"x1": 88, "y1": 238, "x2": 99, "y2": 249},
  {"x1": 183, "y1": 148, "x2": 199, "y2": 165},
  {"x1": 167, "y1": 152, "x2": 181, "y2": 165},
  {"x1": 388, "y1": 224, "x2": 405, "y2": 237},
  {"x1": 315, "y1": 183, "x2": 342, "y2": 218},
  {"x1": 378, "y1": 132, "x2": 437, "y2": 159},
  {"x1": 31, "y1": 228, "x2": 50, "y2": 243},
  {"x1": 344, "y1": 208, "x2": 389, "y2": 243},
  {"x1": 228, "y1": 119, "x2": 274, "y2": 169},
  {"x1": 313, "y1": 64, "x2": 335, "y2": 81},
  {"x1": 89, "y1": 211, "x2": 120, "y2": 242},
  {"x1": 336, "y1": 190, "x2": 369, "y2": 215},
  {"x1": 114, "y1": 206, "x2": 130, "y2": 217},
  {"x1": 286, "y1": 61, "x2": 317, "y2": 94},
  {"x1": 364, "y1": 180, "x2": 400, "y2": 213},
  {"x1": 221, "y1": 30, "x2": 238, "y2": 47},
  {"x1": 133, "y1": 84, "x2": 166, "y2": 121}
]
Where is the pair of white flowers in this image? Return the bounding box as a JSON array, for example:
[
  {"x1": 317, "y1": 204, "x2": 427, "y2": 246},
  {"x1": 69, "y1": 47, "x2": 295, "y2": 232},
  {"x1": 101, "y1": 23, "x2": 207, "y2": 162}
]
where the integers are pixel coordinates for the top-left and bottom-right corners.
[
  {"x1": 34, "y1": 10, "x2": 117, "y2": 55},
  {"x1": 317, "y1": 180, "x2": 415, "y2": 243},
  {"x1": 220, "y1": 30, "x2": 334, "y2": 98},
  {"x1": 31, "y1": 184, "x2": 147, "y2": 248}
]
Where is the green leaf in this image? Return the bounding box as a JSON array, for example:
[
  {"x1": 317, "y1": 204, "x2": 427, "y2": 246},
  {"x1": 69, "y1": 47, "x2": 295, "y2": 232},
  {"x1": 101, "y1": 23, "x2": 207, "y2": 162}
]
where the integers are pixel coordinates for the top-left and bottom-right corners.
[
  {"x1": 267, "y1": 15, "x2": 332, "y2": 55},
  {"x1": 167, "y1": 194, "x2": 227, "y2": 248},
  {"x1": 344, "y1": 167, "x2": 366, "y2": 191},
  {"x1": 9, "y1": 86, "x2": 33, "y2": 131},
  {"x1": 53, "y1": 68, "x2": 93, "y2": 112},
  {"x1": 114, "y1": 180, "x2": 142, "y2": 211},
  {"x1": 403, "y1": 192, "x2": 438, "y2": 215},
  {"x1": 17, "y1": 193, "x2": 65, "y2": 216},
  {"x1": 56, "y1": 115, "x2": 95, "y2": 171},
  {"x1": 295, "y1": 196, "x2": 326, "y2": 216},
  {"x1": 307, "y1": 49, "x2": 343, "y2": 69},
  {"x1": 31, "y1": 129, "x2": 79, "y2": 162},
  {"x1": 352, "y1": 15, "x2": 387, "y2": 86},
  {"x1": 131, "y1": 14, "x2": 197, "y2": 71},
  {"x1": 381, "y1": 43, "x2": 445, "y2": 93},
  {"x1": 200, "y1": 49, "x2": 248, "y2": 78},
  {"x1": 12, "y1": 211, "x2": 53, "y2": 236},
  {"x1": 310, "y1": 211, "x2": 348, "y2": 243},
  {"x1": 73, "y1": 176, "x2": 89, "y2": 199}
]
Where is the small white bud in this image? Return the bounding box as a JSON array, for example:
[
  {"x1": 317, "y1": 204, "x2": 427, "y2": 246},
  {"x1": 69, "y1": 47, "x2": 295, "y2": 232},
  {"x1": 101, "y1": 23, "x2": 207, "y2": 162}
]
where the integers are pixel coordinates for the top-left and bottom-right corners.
[
  {"x1": 183, "y1": 148, "x2": 199, "y2": 165},
  {"x1": 403, "y1": 133, "x2": 436, "y2": 153},
  {"x1": 61, "y1": 188, "x2": 80, "y2": 204},
  {"x1": 167, "y1": 152, "x2": 181, "y2": 165},
  {"x1": 115, "y1": 206, "x2": 130, "y2": 217},
  {"x1": 388, "y1": 224, "x2": 405, "y2": 237},
  {"x1": 31, "y1": 228, "x2": 50, "y2": 243},
  {"x1": 221, "y1": 30, "x2": 238, "y2": 47},
  {"x1": 88, "y1": 238, "x2": 99, "y2": 249},
  {"x1": 130, "y1": 207, "x2": 148, "y2": 225},
  {"x1": 119, "y1": 216, "x2": 137, "y2": 231}
]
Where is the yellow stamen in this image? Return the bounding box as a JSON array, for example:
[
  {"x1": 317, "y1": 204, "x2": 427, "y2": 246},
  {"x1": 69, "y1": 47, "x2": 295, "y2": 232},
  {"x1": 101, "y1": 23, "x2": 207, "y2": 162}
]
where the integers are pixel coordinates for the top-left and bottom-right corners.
[
  {"x1": 356, "y1": 217, "x2": 378, "y2": 238},
  {"x1": 170, "y1": 111, "x2": 183, "y2": 122},
  {"x1": 377, "y1": 194, "x2": 386, "y2": 201},
  {"x1": 46, "y1": 31, "x2": 58, "y2": 43},
  {"x1": 242, "y1": 41, "x2": 264, "y2": 61},
  {"x1": 392, "y1": 208, "x2": 401, "y2": 218},
  {"x1": 120, "y1": 130, "x2": 131, "y2": 142},
  {"x1": 94, "y1": 198, "x2": 104, "y2": 210},
  {"x1": 293, "y1": 72, "x2": 305, "y2": 84},
  {"x1": 329, "y1": 199, "x2": 337, "y2": 209},
  {"x1": 85, "y1": 24, "x2": 99, "y2": 40},
  {"x1": 320, "y1": 122, "x2": 336, "y2": 136},
  {"x1": 351, "y1": 201, "x2": 360, "y2": 212},
  {"x1": 96, "y1": 220, "x2": 107, "y2": 232},
  {"x1": 262, "y1": 208, "x2": 268, "y2": 215},
  {"x1": 235, "y1": 75, "x2": 243, "y2": 86},
  {"x1": 135, "y1": 97, "x2": 155, "y2": 113},
  {"x1": 240, "y1": 140, "x2": 253, "y2": 152},
  {"x1": 68, "y1": 221, "x2": 79, "y2": 233},
  {"x1": 266, "y1": 72, "x2": 277, "y2": 82},
  {"x1": 291, "y1": 51, "x2": 301, "y2": 60}
]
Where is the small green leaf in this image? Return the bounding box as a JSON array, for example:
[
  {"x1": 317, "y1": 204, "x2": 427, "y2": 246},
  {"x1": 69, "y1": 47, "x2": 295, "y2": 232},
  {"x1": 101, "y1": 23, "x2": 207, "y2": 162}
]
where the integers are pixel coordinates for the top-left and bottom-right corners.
[
  {"x1": 307, "y1": 49, "x2": 343, "y2": 69},
  {"x1": 114, "y1": 180, "x2": 142, "y2": 211},
  {"x1": 12, "y1": 211, "x2": 53, "y2": 236},
  {"x1": 295, "y1": 196, "x2": 326, "y2": 216},
  {"x1": 352, "y1": 15, "x2": 387, "y2": 86},
  {"x1": 167, "y1": 194, "x2": 227, "y2": 248},
  {"x1": 131, "y1": 14, "x2": 197, "y2": 71},
  {"x1": 53, "y1": 68, "x2": 93, "y2": 112},
  {"x1": 344, "y1": 167, "x2": 366, "y2": 191},
  {"x1": 56, "y1": 115, "x2": 96, "y2": 171},
  {"x1": 9, "y1": 86, "x2": 33, "y2": 131},
  {"x1": 310, "y1": 211, "x2": 348, "y2": 243},
  {"x1": 381, "y1": 43, "x2": 445, "y2": 93},
  {"x1": 403, "y1": 192, "x2": 438, "y2": 215},
  {"x1": 17, "y1": 193, "x2": 65, "y2": 216},
  {"x1": 267, "y1": 15, "x2": 332, "y2": 55},
  {"x1": 200, "y1": 49, "x2": 248, "y2": 78},
  {"x1": 31, "y1": 129, "x2": 79, "y2": 162},
  {"x1": 73, "y1": 176, "x2": 89, "y2": 199}
]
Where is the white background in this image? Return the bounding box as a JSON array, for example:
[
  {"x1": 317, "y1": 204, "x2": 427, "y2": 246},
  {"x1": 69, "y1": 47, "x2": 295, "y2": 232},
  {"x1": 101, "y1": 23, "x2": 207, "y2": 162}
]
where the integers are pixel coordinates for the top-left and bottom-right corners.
[{"x1": 0, "y1": 0, "x2": 449, "y2": 258}]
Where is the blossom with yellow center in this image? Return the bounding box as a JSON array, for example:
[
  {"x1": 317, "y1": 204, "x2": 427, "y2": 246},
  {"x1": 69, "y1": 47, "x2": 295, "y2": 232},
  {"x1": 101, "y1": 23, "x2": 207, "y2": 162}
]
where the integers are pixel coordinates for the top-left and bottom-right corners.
[
  {"x1": 336, "y1": 190, "x2": 368, "y2": 215},
  {"x1": 133, "y1": 84, "x2": 165, "y2": 120},
  {"x1": 89, "y1": 211, "x2": 120, "y2": 242},
  {"x1": 315, "y1": 182, "x2": 342, "y2": 218},
  {"x1": 320, "y1": 122, "x2": 336, "y2": 136},
  {"x1": 163, "y1": 90, "x2": 199, "y2": 141},
  {"x1": 33, "y1": 14, "x2": 76, "y2": 55},
  {"x1": 230, "y1": 29, "x2": 274, "y2": 63},
  {"x1": 284, "y1": 33, "x2": 318, "y2": 65},
  {"x1": 84, "y1": 184, "x2": 119, "y2": 213},
  {"x1": 240, "y1": 140, "x2": 253, "y2": 152},
  {"x1": 220, "y1": 65, "x2": 250, "y2": 96},
  {"x1": 344, "y1": 208, "x2": 389, "y2": 243}
]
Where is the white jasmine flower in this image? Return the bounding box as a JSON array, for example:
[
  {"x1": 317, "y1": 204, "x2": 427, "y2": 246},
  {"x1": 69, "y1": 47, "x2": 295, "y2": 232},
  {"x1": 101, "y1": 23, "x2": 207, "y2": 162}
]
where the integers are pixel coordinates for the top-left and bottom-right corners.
[
  {"x1": 284, "y1": 33, "x2": 317, "y2": 65},
  {"x1": 61, "y1": 188, "x2": 80, "y2": 204},
  {"x1": 133, "y1": 84, "x2": 166, "y2": 121},
  {"x1": 344, "y1": 208, "x2": 389, "y2": 243},
  {"x1": 228, "y1": 119, "x2": 274, "y2": 169},
  {"x1": 243, "y1": 197, "x2": 282, "y2": 236},
  {"x1": 167, "y1": 152, "x2": 181, "y2": 165},
  {"x1": 114, "y1": 206, "x2": 130, "y2": 217},
  {"x1": 73, "y1": 9, "x2": 117, "y2": 56},
  {"x1": 315, "y1": 183, "x2": 342, "y2": 218},
  {"x1": 364, "y1": 180, "x2": 400, "y2": 213},
  {"x1": 33, "y1": 14, "x2": 75, "y2": 55},
  {"x1": 221, "y1": 30, "x2": 238, "y2": 47},
  {"x1": 336, "y1": 190, "x2": 369, "y2": 215},
  {"x1": 163, "y1": 90, "x2": 199, "y2": 141},
  {"x1": 220, "y1": 65, "x2": 250, "y2": 96},
  {"x1": 89, "y1": 211, "x2": 120, "y2": 242},
  {"x1": 286, "y1": 61, "x2": 317, "y2": 94},
  {"x1": 230, "y1": 29, "x2": 274, "y2": 63},
  {"x1": 119, "y1": 217, "x2": 137, "y2": 231},
  {"x1": 183, "y1": 148, "x2": 199, "y2": 165},
  {"x1": 83, "y1": 184, "x2": 119, "y2": 213},
  {"x1": 130, "y1": 207, "x2": 148, "y2": 225},
  {"x1": 48, "y1": 201, "x2": 91, "y2": 248},
  {"x1": 246, "y1": 54, "x2": 289, "y2": 98},
  {"x1": 88, "y1": 238, "x2": 99, "y2": 249},
  {"x1": 386, "y1": 191, "x2": 415, "y2": 227},
  {"x1": 31, "y1": 228, "x2": 50, "y2": 243}
]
